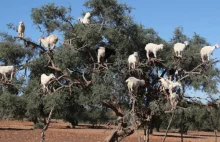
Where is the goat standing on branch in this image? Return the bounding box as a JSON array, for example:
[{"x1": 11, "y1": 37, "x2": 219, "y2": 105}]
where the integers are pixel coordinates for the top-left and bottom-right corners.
[
  {"x1": 126, "y1": 77, "x2": 145, "y2": 112},
  {"x1": 128, "y1": 52, "x2": 139, "y2": 70},
  {"x1": 159, "y1": 77, "x2": 181, "y2": 94},
  {"x1": 200, "y1": 44, "x2": 219, "y2": 62},
  {"x1": 145, "y1": 43, "x2": 163, "y2": 60},
  {"x1": 125, "y1": 77, "x2": 145, "y2": 95},
  {"x1": 0, "y1": 66, "x2": 16, "y2": 82},
  {"x1": 173, "y1": 41, "x2": 189, "y2": 58},
  {"x1": 18, "y1": 21, "x2": 25, "y2": 38},
  {"x1": 96, "y1": 47, "x2": 116, "y2": 64},
  {"x1": 170, "y1": 92, "x2": 179, "y2": 111},
  {"x1": 78, "y1": 12, "x2": 91, "y2": 24},
  {"x1": 39, "y1": 34, "x2": 58, "y2": 50},
  {"x1": 168, "y1": 81, "x2": 181, "y2": 94},
  {"x1": 41, "y1": 73, "x2": 56, "y2": 93},
  {"x1": 159, "y1": 77, "x2": 171, "y2": 91}
]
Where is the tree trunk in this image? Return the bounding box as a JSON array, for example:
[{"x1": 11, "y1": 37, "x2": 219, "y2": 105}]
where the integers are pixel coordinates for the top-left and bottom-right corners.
[
  {"x1": 144, "y1": 122, "x2": 150, "y2": 142},
  {"x1": 180, "y1": 110, "x2": 184, "y2": 142},
  {"x1": 162, "y1": 111, "x2": 174, "y2": 142},
  {"x1": 41, "y1": 106, "x2": 54, "y2": 142}
]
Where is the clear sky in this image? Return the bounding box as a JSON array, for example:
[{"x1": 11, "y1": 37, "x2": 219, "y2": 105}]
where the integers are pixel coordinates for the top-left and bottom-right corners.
[
  {"x1": 1, "y1": 0, "x2": 220, "y2": 44},
  {"x1": 0, "y1": 0, "x2": 219, "y2": 99}
]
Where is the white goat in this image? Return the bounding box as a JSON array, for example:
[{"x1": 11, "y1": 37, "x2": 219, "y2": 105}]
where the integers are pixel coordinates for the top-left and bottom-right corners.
[
  {"x1": 78, "y1": 12, "x2": 91, "y2": 24},
  {"x1": 128, "y1": 52, "x2": 139, "y2": 70},
  {"x1": 173, "y1": 41, "x2": 189, "y2": 57},
  {"x1": 125, "y1": 77, "x2": 145, "y2": 95},
  {"x1": 39, "y1": 34, "x2": 58, "y2": 50},
  {"x1": 168, "y1": 82, "x2": 181, "y2": 94},
  {"x1": 18, "y1": 21, "x2": 25, "y2": 38},
  {"x1": 0, "y1": 66, "x2": 15, "y2": 82},
  {"x1": 97, "y1": 47, "x2": 105, "y2": 63},
  {"x1": 200, "y1": 44, "x2": 219, "y2": 62},
  {"x1": 145, "y1": 43, "x2": 163, "y2": 60},
  {"x1": 170, "y1": 93, "x2": 179, "y2": 110},
  {"x1": 96, "y1": 47, "x2": 116, "y2": 64},
  {"x1": 41, "y1": 73, "x2": 56, "y2": 93},
  {"x1": 159, "y1": 77, "x2": 181, "y2": 93}
]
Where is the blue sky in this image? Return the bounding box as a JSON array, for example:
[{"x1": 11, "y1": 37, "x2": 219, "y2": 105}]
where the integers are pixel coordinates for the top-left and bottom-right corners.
[
  {"x1": 0, "y1": 0, "x2": 219, "y2": 99},
  {"x1": 1, "y1": 0, "x2": 220, "y2": 58},
  {"x1": 1, "y1": 0, "x2": 219, "y2": 46}
]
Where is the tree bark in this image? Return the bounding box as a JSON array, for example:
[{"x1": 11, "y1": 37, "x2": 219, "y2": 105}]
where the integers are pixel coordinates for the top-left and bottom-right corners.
[
  {"x1": 162, "y1": 111, "x2": 174, "y2": 142},
  {"x1": 41, "y1": 106, "x2": 54, "y2": 142}
]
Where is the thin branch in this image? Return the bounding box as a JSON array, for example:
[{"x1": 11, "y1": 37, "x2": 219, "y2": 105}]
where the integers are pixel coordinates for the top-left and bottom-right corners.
[
  {"x1": 48, "y1": 66, "x2": 62, "y2": 72},
  {"x1": 162, "y1": 111, "x2": 175, "y2": 142},
  {"x1": 41, "y1": 105, "x2": 54, "y2": 142},
  {"x1": 102, "y1": 101, "x2": 124, "y2": 117},
  {"x1": 82, "y1": 71, "x2": 92, "y2": 86},
  {"x1": 14, "y1": 37, "x2": 47, "y2": 52}
]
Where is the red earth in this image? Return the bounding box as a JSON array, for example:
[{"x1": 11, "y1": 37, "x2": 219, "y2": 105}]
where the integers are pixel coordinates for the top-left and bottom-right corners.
[{"x1": 0, "y1": 120, "x2": 219, "y2": 142}]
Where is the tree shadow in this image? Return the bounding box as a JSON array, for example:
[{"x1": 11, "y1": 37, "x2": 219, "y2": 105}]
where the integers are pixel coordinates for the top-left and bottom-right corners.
[
  {"x1": 0, "y1": 127, "x2": 33, "y2": 131},
  {"x1": 152, "y1": 134, "x2": 204, "y2": 139}
]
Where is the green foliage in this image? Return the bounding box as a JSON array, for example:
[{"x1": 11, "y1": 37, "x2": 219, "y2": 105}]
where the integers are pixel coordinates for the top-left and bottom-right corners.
[
  {"x1": 31, "y1": 3, "x2": 74, "y2": 34},
  {"x1": 0, "y1": 92, "x2": 26, "y2": 120},
  {"x1": 0, "y1": 42, "x2": 33, "y2": 65},
  {"x1": 0, "y1": 0, "x2": 219, "y2": 134}
]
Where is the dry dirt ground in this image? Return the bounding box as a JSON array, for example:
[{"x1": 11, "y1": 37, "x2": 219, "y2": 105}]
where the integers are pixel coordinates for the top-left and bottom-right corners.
[{"x1": 0, "y1": 120, "x2": 219, "y2": 142}]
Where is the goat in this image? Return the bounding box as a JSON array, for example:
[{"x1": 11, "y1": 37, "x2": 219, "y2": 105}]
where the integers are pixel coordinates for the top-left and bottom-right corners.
[
  {"x1": 18, "y1": 21, "x2": 25, "y2": 38},
  {"x1": 41, "y1": 73, "x2": 56, "y2": 93},
  {"x1": 78, "y1": 12, "x2": 91, "y2": 24},
  {"x1": 168, "y1": 82, "x2": 181, "y2": 94},
  {"x1": 128, "y1": 52, "x2": 139, "y2": 70},
  {"x1": 173, "y1": 41, "x2": 189, "y2": 57},
  {"x1": 39, "y1": 34, "x2": 58, "y2": 50},
  {"x1": 159, "y1": 77, "x2": 181, "y2": 93},
  {"x1": 159, "y1": 77, "x2": 171, "y2": 91},
  {"x1": 145, "y1": 43, "x2": 163, "y2": 60},
  {"x1": 96, "y1": 47, "x2": 116, "y2": 63},
  {"x1": 200, "y1": 44, "x2": 219, "y2": 62},
  {"x1": 170, "y1": 93, "x2": 179, "y2": 110},
  {"x1": 0, "y1": 66, "x2": 15, "y2": 82},
  {"x1": 125, "y1": 77, "x2": 145, "y2": 95}
]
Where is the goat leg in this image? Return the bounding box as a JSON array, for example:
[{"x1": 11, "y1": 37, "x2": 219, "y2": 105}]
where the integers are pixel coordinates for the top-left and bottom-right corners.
[
  {"x1": 9, "y1": 72, "x2": 15, "y2": 82},
  {"x1": 3, "y1": 74, "x2": 7, "y2": 82}
]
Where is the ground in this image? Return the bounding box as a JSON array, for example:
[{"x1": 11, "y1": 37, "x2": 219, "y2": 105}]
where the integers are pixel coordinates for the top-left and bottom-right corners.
[{"x1": 0, "y1": 120, "x2": 219, "y2": 142}]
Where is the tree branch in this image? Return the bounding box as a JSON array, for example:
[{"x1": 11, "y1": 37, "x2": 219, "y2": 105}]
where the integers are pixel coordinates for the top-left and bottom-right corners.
[
  {"x1": 102, "y1": 101, "x2": 124, "y2": 117},
  {"x1": 14, "y1": 37, "x2": 47, "y2": 52},
  {"x1": 41, "y1": 105, "x2": 54, "y2": 142}
]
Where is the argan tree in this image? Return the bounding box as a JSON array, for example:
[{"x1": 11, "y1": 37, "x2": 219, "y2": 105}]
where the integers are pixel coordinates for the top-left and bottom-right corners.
[{"x1": 0, "y1": 0, "x2": 219, "y2": 142}]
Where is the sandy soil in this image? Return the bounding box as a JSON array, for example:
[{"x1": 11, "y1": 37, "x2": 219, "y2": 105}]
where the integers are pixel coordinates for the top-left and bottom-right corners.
[{"x1": 0, "y1": 120, "x2": 219, "y2": 142}]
